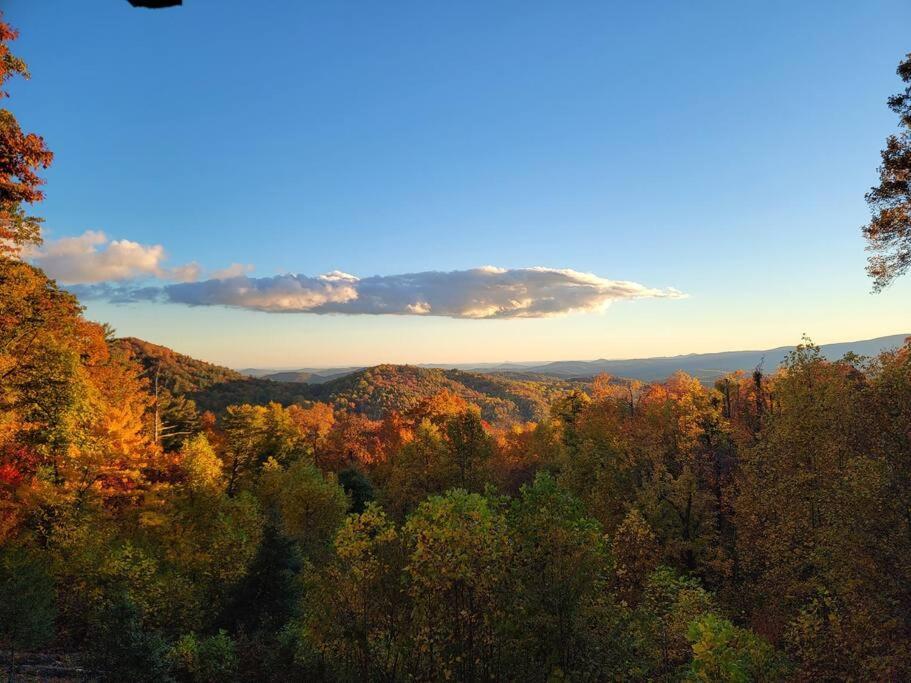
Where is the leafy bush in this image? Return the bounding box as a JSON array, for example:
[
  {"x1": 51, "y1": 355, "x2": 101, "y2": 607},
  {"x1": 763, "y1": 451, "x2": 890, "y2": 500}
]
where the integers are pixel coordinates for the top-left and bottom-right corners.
[
  {"x1": 687, "y1": 613, "x2": 789, "y2": 682},
  {"x1": 169, "y1": 630, "x2": 239, "y2": 683}
]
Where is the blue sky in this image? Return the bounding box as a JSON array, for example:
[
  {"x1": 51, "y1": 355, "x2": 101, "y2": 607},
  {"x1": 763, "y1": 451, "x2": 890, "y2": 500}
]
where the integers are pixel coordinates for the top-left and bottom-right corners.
[{"x1": 6, "y1": 0, "x2": 911, "y2": 367}]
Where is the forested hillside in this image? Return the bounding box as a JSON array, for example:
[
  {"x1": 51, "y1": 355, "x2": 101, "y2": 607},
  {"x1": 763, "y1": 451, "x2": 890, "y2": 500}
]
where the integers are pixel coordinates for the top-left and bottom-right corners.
[
  {"x1": 116, "y1": 337, "x2": 245, "y2": 394},
  {"x1": 309, "y1": 364, "x2": 588, "y2": 423},
  {"x1": 118, "y1": 337, "x2": 313, "y2": 413},
  {"x1": 121, "y1": 341, "x2": 590, "y2": 424}
]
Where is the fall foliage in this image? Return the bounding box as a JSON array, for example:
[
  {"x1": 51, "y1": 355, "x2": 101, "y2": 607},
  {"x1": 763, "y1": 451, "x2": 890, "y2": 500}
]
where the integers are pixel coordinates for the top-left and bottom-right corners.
[{"x1": 2, "y1": 11, "x2": 911, "y2": 682}]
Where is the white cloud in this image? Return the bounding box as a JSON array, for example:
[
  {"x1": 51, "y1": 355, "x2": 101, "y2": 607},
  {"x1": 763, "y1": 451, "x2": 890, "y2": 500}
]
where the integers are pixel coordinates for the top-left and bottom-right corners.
[
  {"x1": 77, "y1": 266, "x2": 685, "y2": 319},
  {"x1": 209, "y1": 263, "x2": 254, "y2": 280},
  {"x1": 164, "y1": 273, "x2": 360, "y2": 312},
  {"x1": 169, "y1": 262, "x2": 203, "y2": 283},
  {"x1": 35, "y1": 232, "x2": 686, "y2": 318},
  {"x1": 30, "y1": 230, "x2": 199, "y2": 284}
]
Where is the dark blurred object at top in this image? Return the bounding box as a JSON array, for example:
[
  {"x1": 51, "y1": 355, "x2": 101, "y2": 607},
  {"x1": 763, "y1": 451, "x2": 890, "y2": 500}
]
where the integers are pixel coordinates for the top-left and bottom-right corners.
[{"x1": 128, "y1": 0, "x2": 182, "y2": 8}]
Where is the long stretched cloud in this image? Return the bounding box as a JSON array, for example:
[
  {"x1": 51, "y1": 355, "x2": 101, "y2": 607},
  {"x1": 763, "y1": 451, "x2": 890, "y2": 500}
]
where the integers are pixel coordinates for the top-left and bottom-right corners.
[{"x1": 70, "y1": 266, "x2": 685, "y2": 319}]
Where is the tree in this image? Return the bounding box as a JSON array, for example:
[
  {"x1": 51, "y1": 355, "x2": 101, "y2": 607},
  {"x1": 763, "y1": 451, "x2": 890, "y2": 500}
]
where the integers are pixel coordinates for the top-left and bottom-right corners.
[
  {"x1": 612, "y1": 508, "x2": 660, "y2": 605},
  {"x1": 169, "y1": 631, "x2": 239, "y2": 683},
  {"x1": 0, "y1": 14, "x2": 53, "y2": 257},
  {"x1": 80, "y1": 337, "x2": 155, "y2": 500},
  {"x1": 304, "y1": 504, "x2": 406, "y2": 680},
  {"x1": 686, "y1": 613, "x2": 788, "y2": 682},
  {"x1": 490, "y1": 419, "x2": 561, "y2": 494},
  {"x1": 260, "y1": 402, "x2": 308, "y2": 467},
  {"x1": 0, "y1": 546, "x2": 55, "y2": 680},
  {"x1": 638, "y1": 567, "x2": 716, "y2": 677},
  {"x1": 404, "y1": 389, "x2": 469, "y2": 428},
  {"x1": 220, "y1": 402, "x2": 318, "y2": 496},
  {"x1": 379, "y1": 419, "x2": 453, "y2": 519},
  {"x1": 318, "y1": 411, "x2": 384, "y2": 469},
  {"x1": 0, "y1": 274, "x2": 154, "y2": 512},
  {"x1": 84, "y1": 594, "x2": 171, "y2": 683},
  {"x1": 286, "y1": 402, "x2": 334, "y2": 455},
  {"x1": 218, "y1": 523, "x2": 302, "y2": 637},
  {"x1": 156, "y1": 389, "x2": 201, "y2": 452},
  {"x1": 337, "y1": 467, "x2": 374, "y2": 513},
  {"x1": 863, "y1": 53, "x2": 911, "y2": 289},
  {"x1": 221, "y1": 404, "x2": 266, "y2": 496},
  {"x1": 550, "y1": 389, "x2": 591, "y2": 456},
  {"x1": 162, "y1": 490, "x2": 265, "y2": 628},
  {"x1": 263, "y1": 459, "x2": 348, "y2": 562},
  {"x1": 403, "y1": 490, "x2": 511, "y2": 680},
  {"x1": 444, "y1": 408, "x2": 492, "y2": 489},
  {"x1": 178, "y1": 434, "x2": 224, "y2": 494},
  {"x1": 734, "y1": 342, "x2": 911, "y2": 678},
  {"x1": 507, "y1": 472, "x2": 632, "y2": 679}
]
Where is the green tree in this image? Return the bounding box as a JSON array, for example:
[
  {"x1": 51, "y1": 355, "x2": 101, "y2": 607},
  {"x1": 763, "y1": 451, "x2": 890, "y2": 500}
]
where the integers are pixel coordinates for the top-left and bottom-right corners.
[
  {"x1": 445, "y1": 408, "x2": 492, "y2": 489},
  {"x1": 403, "y1": 489, "x2": 510, "y2": 680},
  {"x1": 686, "y1": 613, "x2": 788, "y2": 682},
  {"x1": 0, "y1": 546, "x2": 55, "y2": 680},
  {"x1": 507, "y1": 472, "x2": 633, "y2": 679},
  {"x1": 263, "y1": 459, "x2": 348, "y2": 562},
  {"x1": 169, "y1": 630, "x2": 239, "y2": 683},
  {"x1": 221, "y1": 405, "x2": 266, "y2": 496},
  {"x1": 163, "y1": 490, "x2": 265, "y2": 629},
  {"x1": 612, "y1": 507, "x2": 660, "y2": 605},
  {"x1": 157, "y1": 389, "x2": 201, "y2": 452},
  {"x1": 84, "y1": 594, "x2": 171, "y2": 683},
  {"x1": 337, "y1": 467, "x2": 374, "y2": 513},
  {"x1": 304, "y1": 503, "x2": 407, "y2": 680},
  {"x1": 260, "y1": 402, "x2": 307, "y2": 467},
  {"x1": 863, "y1": 53, "x2": 911, "y2": 289},
  {"x1": 178, "y1": 433, "x2": 224, "y2": 494},
  {"x1": 734, "y1": 342, "x2": 910, "y2": 678},
  {"x1": 380, "y1": 419, "x2": 453, "y2": 519},
  {"x1": 638, "y1": 567, "x2": 716, "y2": 677},
  {"x1": 218, "y1": 522, "x2": 302, "y2": 637}
]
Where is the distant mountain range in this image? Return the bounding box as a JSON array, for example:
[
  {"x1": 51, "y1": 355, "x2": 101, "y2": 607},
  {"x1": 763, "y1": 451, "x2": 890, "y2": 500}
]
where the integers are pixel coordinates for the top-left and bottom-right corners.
[
  {"x1": 239, "y1": 368, "x2": 362, "y2": 384},
  {"x1": 118, "y1": 334, "x2": 909, "y2": 423},
  {"x1": 243, "y1": 334, "x2": 910, "y2": 385}
]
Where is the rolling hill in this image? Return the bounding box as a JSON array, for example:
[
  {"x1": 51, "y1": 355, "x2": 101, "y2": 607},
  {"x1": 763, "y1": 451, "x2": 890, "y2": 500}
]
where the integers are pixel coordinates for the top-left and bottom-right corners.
[
  {"x1": 116, "y1": 337, "x2": 245, "y2": 394},
  {"x1": 116, "y1": 337, "x2": 313, "y2": 412},
  {"x1": 308, "y1": 365, "x2": 586, "y2": 422},
  {"x1": 261, "y1": 368, "x2": 364, "y2": 384},
  {"x1": 118, "y1": 338, "x2": 586, "y2": 422}
]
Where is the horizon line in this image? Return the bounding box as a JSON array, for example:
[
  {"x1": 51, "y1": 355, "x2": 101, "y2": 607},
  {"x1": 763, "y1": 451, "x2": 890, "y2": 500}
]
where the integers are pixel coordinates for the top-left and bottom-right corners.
[{"x1": 217, "y1": 331, "x2": 911, "y2": 373}]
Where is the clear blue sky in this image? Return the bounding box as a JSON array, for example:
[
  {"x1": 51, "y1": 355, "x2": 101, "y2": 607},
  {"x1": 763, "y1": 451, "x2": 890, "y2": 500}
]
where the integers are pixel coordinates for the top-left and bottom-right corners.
[{"x1": 6, "y1": 0, "x2": 911, "y2": 367}]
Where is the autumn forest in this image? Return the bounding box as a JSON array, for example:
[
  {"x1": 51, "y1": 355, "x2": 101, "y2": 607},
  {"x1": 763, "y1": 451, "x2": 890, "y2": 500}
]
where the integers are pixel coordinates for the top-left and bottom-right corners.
[{"x1": 3, "y1": 9, "x2": 911, "y2": 683}]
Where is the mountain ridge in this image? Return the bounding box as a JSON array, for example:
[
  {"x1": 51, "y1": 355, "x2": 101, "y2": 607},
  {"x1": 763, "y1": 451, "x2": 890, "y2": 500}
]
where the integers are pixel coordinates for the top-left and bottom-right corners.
[
  {"x1": 117, "y1": 339, "x2": 587, "y2": 421},
  {"x1": 246, "y1": 333, "x2": 910, "y2": 384},
  {"x1": 119, "y1": 334, "x2": 909, "y2": 420}
]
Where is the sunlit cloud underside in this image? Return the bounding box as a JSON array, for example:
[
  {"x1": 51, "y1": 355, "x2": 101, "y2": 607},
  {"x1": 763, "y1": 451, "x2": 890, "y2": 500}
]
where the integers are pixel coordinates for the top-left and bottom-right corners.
[{"x1": 32, "y1": 231, "x2": 685, "y2": 320}]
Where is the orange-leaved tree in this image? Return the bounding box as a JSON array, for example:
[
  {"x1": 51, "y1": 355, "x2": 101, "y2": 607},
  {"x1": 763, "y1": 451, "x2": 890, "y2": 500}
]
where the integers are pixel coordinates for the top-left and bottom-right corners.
[
  {"x1": 0, "y1": 14, "x2": 154, "y2": 541},
  {"x1": 0, "y1": 13, "x2": 52, "y2": 257}
]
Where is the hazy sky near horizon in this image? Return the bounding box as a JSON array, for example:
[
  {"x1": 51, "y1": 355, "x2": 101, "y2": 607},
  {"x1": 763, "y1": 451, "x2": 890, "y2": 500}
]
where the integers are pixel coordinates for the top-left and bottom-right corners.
[{"x1": 6, "y1": 0, "x2": 911, "y2": 368}]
